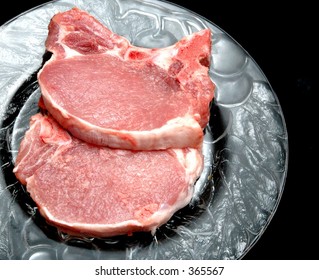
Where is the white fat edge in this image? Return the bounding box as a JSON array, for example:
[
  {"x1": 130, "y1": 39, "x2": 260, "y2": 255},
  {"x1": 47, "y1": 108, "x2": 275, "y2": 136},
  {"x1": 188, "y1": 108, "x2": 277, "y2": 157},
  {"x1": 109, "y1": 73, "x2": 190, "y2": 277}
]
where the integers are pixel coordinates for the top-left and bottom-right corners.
[
  {"x1": 40, "y1": 195, "x2": 195, "y2": 237},
  {"x1": 39, "y1": 87, "x2": 70, "y2": 120},
  {"x1": 148, "y1": 191, "x2": 194, "y2": 235},
  {"x1": 39, "y1": 205, "x2": 170, "y2": 236},
  {"x1": 164, "y1": 112, "x2": 198, "y2": 126},
  {"x1": 41, "y1": 206, "x2": 144, "y2": 230},
  {"x1": 125, "y1": 114, "x2": 200, "y2": 150},
  {"x1": 173, "y1": 148, "x2": 203, "y2": 183},
  {"x1": 149, "y1": 155, "x2": 201, "y2": 234}
]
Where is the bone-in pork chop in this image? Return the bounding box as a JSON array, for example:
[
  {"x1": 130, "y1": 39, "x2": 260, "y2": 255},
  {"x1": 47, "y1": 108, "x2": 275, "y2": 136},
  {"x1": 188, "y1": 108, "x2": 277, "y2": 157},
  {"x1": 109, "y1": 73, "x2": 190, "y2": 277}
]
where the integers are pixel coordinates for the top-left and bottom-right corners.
[
  {"x1": 38, "y1": 8, "x2": 214, "y2": 150},
  {"x1": 13, "y1": 113, "x2": 203, "y2": 237}
]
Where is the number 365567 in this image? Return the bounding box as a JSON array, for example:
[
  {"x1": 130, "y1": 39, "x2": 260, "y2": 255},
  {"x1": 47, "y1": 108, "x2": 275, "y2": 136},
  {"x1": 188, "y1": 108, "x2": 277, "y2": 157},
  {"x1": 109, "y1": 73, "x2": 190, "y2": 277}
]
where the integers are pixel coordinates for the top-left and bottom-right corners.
[{"x1": 188, "y1": 266, "x2": 224, "y2": 276}]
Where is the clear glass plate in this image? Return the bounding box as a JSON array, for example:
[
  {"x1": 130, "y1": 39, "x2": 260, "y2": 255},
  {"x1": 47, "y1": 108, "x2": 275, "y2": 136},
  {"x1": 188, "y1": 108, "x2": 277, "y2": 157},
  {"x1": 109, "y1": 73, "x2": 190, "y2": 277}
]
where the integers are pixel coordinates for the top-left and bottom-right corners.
[{"x1": 0, "y1": 0, "x2": 288, "y2": 260}]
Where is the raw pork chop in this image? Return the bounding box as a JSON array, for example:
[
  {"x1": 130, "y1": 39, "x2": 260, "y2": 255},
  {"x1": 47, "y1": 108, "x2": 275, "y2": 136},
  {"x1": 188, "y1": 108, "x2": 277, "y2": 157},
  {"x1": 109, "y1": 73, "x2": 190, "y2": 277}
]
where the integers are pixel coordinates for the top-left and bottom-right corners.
[
  {"x1": 13, "y1": 113, "x2": 203, "y2": 237},
  {"x1": 38, "y1": 8, "x2": 215, "y2": 150}
]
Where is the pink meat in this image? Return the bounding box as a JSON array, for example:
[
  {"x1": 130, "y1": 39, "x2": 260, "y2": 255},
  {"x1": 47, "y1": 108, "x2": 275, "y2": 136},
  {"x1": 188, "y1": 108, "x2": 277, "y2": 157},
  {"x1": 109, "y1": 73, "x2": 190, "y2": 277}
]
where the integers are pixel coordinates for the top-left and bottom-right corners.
[
  {"x1": 13, "y1": 114, "x2": 71, "y2": 185},
  {"x1": 13, "y1": 113, "x2": 203, "y2": 237},
  {"x1": 37, "y1": 8, "x2": 214, "y2": 150}
]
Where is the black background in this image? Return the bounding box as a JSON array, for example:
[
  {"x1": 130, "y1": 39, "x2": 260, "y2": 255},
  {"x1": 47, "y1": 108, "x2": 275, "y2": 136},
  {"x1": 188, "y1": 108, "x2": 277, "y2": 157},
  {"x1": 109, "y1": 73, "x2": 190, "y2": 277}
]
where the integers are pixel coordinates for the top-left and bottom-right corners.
[{"x1": 0, "y1": 0, "x2": 316, "y2": 260}]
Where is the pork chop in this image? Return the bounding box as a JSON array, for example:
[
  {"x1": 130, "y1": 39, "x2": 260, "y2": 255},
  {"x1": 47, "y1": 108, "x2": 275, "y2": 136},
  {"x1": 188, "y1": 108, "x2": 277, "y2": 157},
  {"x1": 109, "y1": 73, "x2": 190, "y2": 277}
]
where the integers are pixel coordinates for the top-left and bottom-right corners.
[
  {"x1": 38, "y1": 8, "x2": 214, "y2": 150},
  {"x1": 13, "y1": 113, "x2": 203, "y2": 237}
]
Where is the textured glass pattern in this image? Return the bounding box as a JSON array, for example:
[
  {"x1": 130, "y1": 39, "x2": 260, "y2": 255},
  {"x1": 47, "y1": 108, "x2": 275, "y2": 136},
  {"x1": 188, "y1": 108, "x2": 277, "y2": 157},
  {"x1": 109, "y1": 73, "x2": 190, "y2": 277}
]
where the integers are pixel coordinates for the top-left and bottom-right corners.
[{"x1": 0, "y1": 0, "x2": 288, "y2": 260}]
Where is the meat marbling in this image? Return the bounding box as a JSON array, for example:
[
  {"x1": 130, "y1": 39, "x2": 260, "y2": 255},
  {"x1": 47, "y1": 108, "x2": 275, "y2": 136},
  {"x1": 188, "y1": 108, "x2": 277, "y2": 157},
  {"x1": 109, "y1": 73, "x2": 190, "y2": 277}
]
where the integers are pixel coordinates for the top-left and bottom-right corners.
[
  {"x1": 38, "y1": 7, "x2": 215, "y2": 150},
  {"x1": 13, "y1": 113, "x2": 203, "y2": 237}
]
